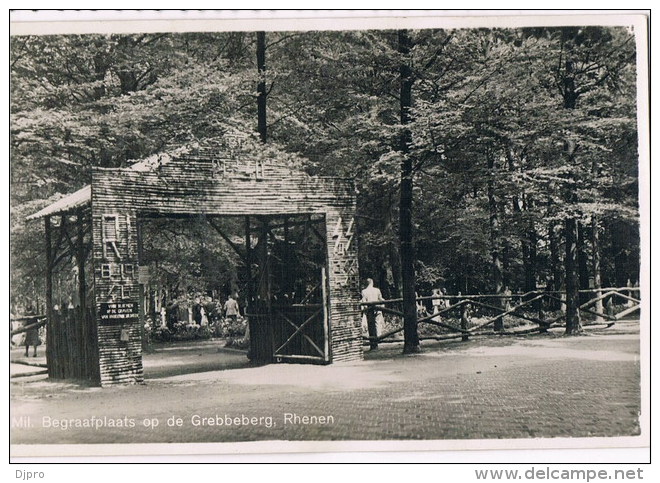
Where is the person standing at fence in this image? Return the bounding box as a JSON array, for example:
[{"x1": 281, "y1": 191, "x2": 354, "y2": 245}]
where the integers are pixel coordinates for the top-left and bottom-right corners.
[
  {"x1": 431, "y1": 288, "x2": 444, "y2": 321},
  {"x1": 23, "y1": 306, "x2": 40, "y2": 358},
  {"x1": 503, "y1": 286, "x2": 512, "y2": 311},
  {"x1": 361, "y1": 278, "x2": 384, "y2": 350}
]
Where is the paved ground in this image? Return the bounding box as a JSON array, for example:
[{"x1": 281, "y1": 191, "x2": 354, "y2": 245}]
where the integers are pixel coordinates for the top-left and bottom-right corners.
[{"x1": 10, "y1": 322, "x2": 642, "y2": 446}]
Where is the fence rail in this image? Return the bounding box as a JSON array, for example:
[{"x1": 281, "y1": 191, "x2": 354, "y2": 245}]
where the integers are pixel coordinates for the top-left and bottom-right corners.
[
  {"x1": 11, "y1": 308, "x2": 99, "y2": 381},
  {"x1": 10, "y1": 316, "x2": 48, "y2": 336},
  {"x1": 361, "y1": 287, "x2": 640, "y2": 348}
]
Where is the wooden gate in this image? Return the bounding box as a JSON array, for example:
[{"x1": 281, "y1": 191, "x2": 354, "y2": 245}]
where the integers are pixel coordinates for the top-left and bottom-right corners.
[
  {"x1": 272, "y1": 267, "x2": 329, "y2": 363},
  {"x1": 246, "y1": 214, "x2": 330, "y2": 364}
]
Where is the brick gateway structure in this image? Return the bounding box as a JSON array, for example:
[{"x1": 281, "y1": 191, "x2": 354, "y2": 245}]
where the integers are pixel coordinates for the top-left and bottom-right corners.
[{"x1": 28, "y1": 142, "x2": 363, "y2": 386}]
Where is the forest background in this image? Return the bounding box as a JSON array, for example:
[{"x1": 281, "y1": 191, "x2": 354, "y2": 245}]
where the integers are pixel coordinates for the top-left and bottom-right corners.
[{"x1": 9, "y1": 27, "x2": 641, "y2": 334}]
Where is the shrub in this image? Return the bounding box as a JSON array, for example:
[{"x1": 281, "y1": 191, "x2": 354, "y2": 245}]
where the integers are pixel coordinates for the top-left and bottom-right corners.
[
  {"x1": 211, "y1": 316, "x2": 247, "y2": 338},
  {"x1": 147, "y1": 320, "x2": 212, "y2": 342}
]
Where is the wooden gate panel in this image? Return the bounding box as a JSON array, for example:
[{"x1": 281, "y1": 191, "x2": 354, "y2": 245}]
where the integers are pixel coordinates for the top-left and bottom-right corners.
[
  {"x1": 247, "y1": 300, "x2": 273, "y2": 364},
  {"x1": 273, "y1": 304, "x2": 326, "y2": 362}
]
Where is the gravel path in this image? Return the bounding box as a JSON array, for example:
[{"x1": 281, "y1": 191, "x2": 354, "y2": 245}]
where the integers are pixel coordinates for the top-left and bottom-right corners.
[{"x1": 10, "y1": 323, "x2": 642, "y2": 448}]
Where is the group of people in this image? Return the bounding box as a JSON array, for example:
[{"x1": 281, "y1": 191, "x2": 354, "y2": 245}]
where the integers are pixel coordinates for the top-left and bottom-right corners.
[
  {"x1": 161, "y1": 293, "x2": 241, "y2": 330},
  {"x1": 428, "y1": 288, "x2": 449, "y2": 316}
]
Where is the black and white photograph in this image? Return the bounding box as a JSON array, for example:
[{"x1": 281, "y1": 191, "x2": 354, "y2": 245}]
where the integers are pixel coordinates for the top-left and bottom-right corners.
[{"x1": 8, "y1": 10, "x2": 649, "y2": 463}]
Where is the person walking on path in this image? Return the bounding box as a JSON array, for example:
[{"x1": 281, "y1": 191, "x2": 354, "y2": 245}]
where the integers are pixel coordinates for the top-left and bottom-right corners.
[{"x1": 361, "y1": 278, "x2": 384, "y2": 350}]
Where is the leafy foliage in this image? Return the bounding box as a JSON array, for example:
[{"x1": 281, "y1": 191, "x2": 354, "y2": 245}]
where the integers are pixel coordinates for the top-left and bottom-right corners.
[{"x1": 10, "y1": 27, "x2": 640, "y2": 310}]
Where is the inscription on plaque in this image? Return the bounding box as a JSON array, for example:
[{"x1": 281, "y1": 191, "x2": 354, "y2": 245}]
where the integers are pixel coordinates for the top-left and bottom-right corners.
[{"x1": 99, "y1": 301, "x2": 139, "y2": 325}]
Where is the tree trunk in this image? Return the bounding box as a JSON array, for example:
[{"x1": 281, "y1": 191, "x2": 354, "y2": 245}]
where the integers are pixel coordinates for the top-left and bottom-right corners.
[
  {"x1": 577, "y1": 222, "x2": 590, "y2": 305},
  {"x1": 502, "y1": 241, "x2": 511, "y2": 289},
  {"x1": 487, "y1": 152, "x2": 504, "y2": 331},
  {"x1": 519, "y1": 191, "x2": 537, "y2": 300},
  {"x1": 76, "y1": 211, "x2": 88, "y2": 378},
  {"x1": 398, "y1": 29, "x2": 419, "y2": 354},
  {"x1": 251, "y1": 220, "x2": 273, "y2": 362},
  {"x1": 525, "y1": 228, "x2": 538, "y2": 295},
  {"x1": 45, "y1": 216, "x2": 54, "y2": 378},
  {"x1": 76, "y1": 213, "x2": 86, "y2": 329},
  {"x1": 378, "y1": 266, "x2": 389, "y2": 300},
  {"x1": 256, "y1": 31, "x2": 267, "y2": 143},
  {"x1": 525, "y1": 226, "x2": 540, "y2": 317},
  {"x1": 505, "y1": 143, "x2": 523, "y2": 294},
  {"x1": 244, "y1": 216, "x2": 254, "y2": 357},
  {"x1": 610, "y1": 219, "x2": 637, "y2": 288},
  {"x1": 562, "y1": 48, "x2": 581, "y2": 334},
  {"x1": 386, "y1": 210, "x2": 402, "y2": 297},
  {"x1": 549, "y1": 222, "x2": 564, "y2": 311},
  {"x1": 592, "y1": 217, "x2": 604, "y2": 321},
  {"x1": 565, "y1": 217, "x2": 582, "y2": 334}
]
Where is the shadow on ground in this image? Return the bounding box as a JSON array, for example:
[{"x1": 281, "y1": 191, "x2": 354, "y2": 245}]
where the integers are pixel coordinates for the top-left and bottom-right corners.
[
  {"x1": 361, "y1": 320, "x2": 640, "y2": 362},
  {"x1": 142, "y1": 339, "x2": 253, "y2": 379}
]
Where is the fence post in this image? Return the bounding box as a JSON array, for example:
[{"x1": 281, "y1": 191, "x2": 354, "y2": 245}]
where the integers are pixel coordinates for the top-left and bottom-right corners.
[
  {"x1": 461, "y1": 303, "x2": 470, "y2": 341},
  {"x1": 494, "y1": 297, "x2": 504, "y2": 332},
  {"x1": 626, "y1": 280, "x2": 634, "y2": 308},
  {"x1": 538, "y1": 294, "x2": 547, "y2": 333},
  {"x1": 594, "y1": 289, "x2": 604, "y2": 323},
  {"x1": 50, "y1": 308, "x2": 60, "y2": 378},
  {"x1": 366, "y1": 306, "x2": 378, "y2": 350}
]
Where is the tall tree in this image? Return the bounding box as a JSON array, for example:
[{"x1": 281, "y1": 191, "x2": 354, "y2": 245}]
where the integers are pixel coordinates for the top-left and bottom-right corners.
[
  {"x1": 10, "y1": 28, "x2": 640, "y2": 329},
  {"x1": 486, "y1": 148, "x2": 504, "y2": 329},
  {"x1": 545, "y1": 26, "x2": 637, "y2": 333},
  {"x1": 257, "y1": 31, "x2": 267, "y2": 142},
  {"x1": 398, "y1": 30, "x2": 420, "y2": 353}
]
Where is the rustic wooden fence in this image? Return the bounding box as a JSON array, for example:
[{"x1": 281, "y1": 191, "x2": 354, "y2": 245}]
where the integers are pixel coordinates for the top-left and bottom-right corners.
[
  {"x1": 361, "y1": 287, "x2": 641, "y2": 348},
  {"x1": 48, "y1": 306, "x2": 99, "y2": 381},
  {"x1": 12, "y1": 307, "x2": 99, "y2": 381},
  {"x1": 10, "y1": 315, "x2": 48, "y2": 349}
]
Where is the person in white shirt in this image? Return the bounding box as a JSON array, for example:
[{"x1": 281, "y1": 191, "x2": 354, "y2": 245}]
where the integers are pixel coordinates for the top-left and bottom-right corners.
[
  {"x1": 431, "y1": 288, "x2": 444, "y2": 321},
  {"x1": 361, "y1": 278, "x2": 383, "y2": 304},
  {"x1": 224, "y1": 293, "x2": 240, "y2": 323},
  {"x1": 361, "y1": 278, "x2": 384, "y2": 349}
]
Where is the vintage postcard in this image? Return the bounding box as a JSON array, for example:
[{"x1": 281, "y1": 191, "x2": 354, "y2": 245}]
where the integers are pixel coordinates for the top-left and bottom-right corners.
[{"x1": 8, "y1": 10, "x2": 650, "y2": 462}]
